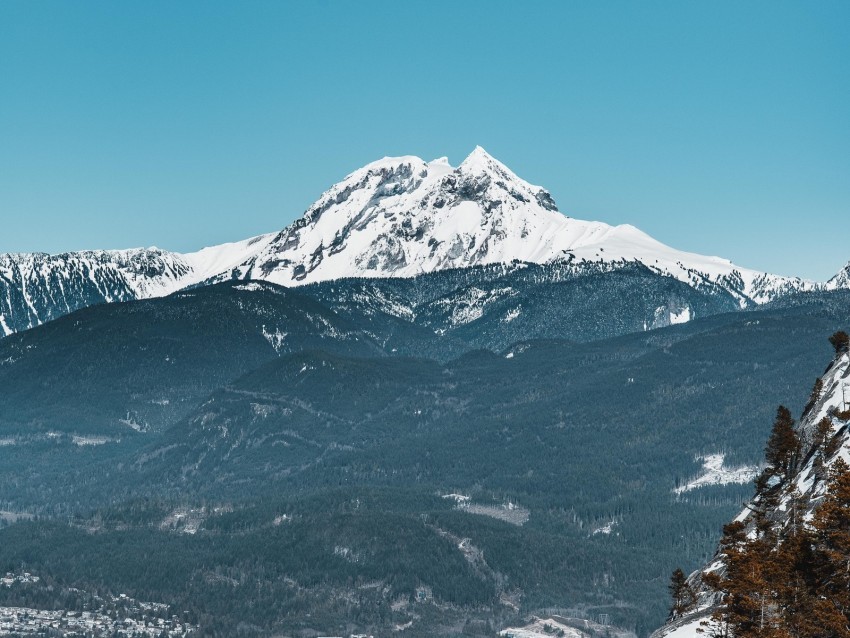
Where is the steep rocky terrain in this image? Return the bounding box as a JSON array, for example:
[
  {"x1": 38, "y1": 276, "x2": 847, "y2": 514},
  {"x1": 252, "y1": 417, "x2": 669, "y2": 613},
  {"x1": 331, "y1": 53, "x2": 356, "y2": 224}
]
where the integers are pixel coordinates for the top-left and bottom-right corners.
[{"x1": 653, "y1": 341, "x2": 850, "y2": 638}]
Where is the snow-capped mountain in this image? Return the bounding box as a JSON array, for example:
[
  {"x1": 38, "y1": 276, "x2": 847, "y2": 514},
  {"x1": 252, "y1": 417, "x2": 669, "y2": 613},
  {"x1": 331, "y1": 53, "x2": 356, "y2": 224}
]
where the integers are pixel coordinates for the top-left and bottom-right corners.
[
  {"x1": 0, "y1": 236, "x2": 273, "y2": 335},
  {"x1": 0, "y1": 147, "x2": 841, "y2": 337},
  {"x1": 199, "y1": 146, "x2": 817, "y2": 303},
  {"x1": 826, "y1": 260, "x2": 850, "y2": 290},
  {"x1": 653, "y1": 345, "x2": 850, "y2": 638}
]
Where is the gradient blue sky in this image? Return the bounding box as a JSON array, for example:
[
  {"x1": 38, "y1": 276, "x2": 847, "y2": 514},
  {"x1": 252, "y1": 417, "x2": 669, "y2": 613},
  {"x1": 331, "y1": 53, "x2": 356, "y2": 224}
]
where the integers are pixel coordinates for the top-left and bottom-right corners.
[{"x1": 1, "y1": 1, "x2": 848, "y2": 280}]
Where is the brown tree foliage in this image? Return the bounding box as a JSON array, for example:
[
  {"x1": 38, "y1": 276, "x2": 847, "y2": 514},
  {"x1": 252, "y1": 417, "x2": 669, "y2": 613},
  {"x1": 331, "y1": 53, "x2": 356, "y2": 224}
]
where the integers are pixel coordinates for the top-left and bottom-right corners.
[
  {"x1": 705, "y1": 459, "x2": 850, "y2": 637},
  {"x1": 764, "y1": 406, "x2": 800, "y2": 481}
]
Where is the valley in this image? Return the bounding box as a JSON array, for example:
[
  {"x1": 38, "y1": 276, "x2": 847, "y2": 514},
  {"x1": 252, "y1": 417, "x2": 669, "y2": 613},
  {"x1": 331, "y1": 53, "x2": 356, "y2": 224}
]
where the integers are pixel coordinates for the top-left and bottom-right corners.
[
  {"x1": 1, "y1": 273, "x2": 848, "y2": 635},
  {"x1": 1, "y1": 152, "x2": 847, "y2": 637}
]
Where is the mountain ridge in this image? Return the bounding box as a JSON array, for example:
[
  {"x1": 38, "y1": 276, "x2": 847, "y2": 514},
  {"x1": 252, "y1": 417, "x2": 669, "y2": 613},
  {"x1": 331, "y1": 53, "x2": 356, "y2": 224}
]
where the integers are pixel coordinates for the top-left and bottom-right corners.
[{"x1": 1, "y1": 147, "x2": 846, "y2": 337}]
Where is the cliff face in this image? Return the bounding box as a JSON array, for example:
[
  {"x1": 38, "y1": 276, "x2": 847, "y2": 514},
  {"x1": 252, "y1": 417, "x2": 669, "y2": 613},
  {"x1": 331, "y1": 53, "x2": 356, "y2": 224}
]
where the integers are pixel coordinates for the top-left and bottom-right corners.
[{"x1": 653, "y1": 344, "x2": 850, "y2": 638}]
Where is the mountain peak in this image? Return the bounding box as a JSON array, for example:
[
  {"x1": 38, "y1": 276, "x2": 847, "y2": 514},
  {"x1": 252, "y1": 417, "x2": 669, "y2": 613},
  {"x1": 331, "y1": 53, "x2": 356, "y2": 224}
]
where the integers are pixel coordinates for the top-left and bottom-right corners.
[
  {"x1": 165, "y1": 149, "x2": 823, "y2": 298},
  {"x1": 459, "y1": 145, "x2": 508, "y2": 174},
  {"x1": 826, "y1": 260, "x2": 850, "y2": 290},
  {"x1": 464, "y1": 144, "x2": 493, "y2": 161},
  {"x1": 0, "y1": 148, "x2": 833, "y2": 337},
  {"x1": 456, "y1": 146, "x2": 548, "y2": 201}
]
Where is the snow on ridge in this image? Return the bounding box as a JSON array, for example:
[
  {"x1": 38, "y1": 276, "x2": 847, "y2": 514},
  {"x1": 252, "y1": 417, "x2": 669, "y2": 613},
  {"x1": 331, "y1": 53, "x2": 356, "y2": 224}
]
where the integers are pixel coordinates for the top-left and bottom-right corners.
[
  {"x1": 1, "y1": 146, "x2": 844, "y2": 338},
  {"x1": 826, "y1": 260, "x2": 850, "y2": 290},
  {"x1": 216, "y1": 145, "x2": 817, "y2": 301},
  {"x1": 674, "y1": 453, "x2": 759, "y2": 494},
  {"x1": 71, "y1": 435, "x2": 112, "y2": 446},
  {"x1": 500, "y1": 615, "x2": 636, "y2": 638}
]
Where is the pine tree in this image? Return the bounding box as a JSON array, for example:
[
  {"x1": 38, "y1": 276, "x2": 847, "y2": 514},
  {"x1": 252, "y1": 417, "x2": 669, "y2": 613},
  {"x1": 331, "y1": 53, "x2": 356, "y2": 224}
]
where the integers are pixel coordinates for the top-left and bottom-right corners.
[
  {"x1": 702, "y1": 404, "x2": 850, "y2": 637},
  {"x1": 812, "y1": 417, "x2": 833, "y2": 452},
  {"x1": 804, "y1": 378, "x2": 824, "y2": 415},
  {"x1": 829, "y1": 330, "x2": 850, "y2": 354},
  {"x1": 809, "y1": 458, "x2": 850, "y2": 635},
  {"x1": 764, "y1": 406, "x2": 800, "y2": 481},
  {"x1": 811, "y1": 417, "x2": 834, "y2": 483},
  {"x1": 669, "y1": 567, "x2": 697, "y2": 618}
]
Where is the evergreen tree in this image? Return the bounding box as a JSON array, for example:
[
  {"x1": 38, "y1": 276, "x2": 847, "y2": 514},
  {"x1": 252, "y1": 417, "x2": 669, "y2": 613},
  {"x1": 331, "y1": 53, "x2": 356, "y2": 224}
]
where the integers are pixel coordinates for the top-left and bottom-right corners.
[
  {"x1": 809, "y1": 458, "x2": 850, "y2": 634},
  {"x1": 669, "y1": 567, "x2": 697, "y2": 618},
  {"x1": 811, "y1": 417, "x2": 834, "y2": 483},
  {"x1": 764, "y1": 406, "x2": 800, "y2": 481},
  {"x1": 804, "y1": 378, "x2": 824, "y2": 415},
  {"x1": 706, "y1": 459, "x2": 850, "y2": 637},
  {"x1": 829, "y1": 331, "x2": 850, "y2": 354}
]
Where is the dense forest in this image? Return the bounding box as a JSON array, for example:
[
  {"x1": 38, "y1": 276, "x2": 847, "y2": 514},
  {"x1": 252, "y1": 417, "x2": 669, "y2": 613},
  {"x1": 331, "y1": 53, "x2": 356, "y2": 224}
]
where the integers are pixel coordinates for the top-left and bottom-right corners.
[{"x1": 1, "y1": 286, "x2": 849, "y2": 636}]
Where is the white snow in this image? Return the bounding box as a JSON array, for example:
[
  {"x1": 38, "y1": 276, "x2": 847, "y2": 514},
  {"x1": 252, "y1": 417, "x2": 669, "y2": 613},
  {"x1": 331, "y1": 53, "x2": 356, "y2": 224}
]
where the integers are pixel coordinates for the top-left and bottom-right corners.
[
  {"x1": 500, "y1": 615, "x2": 629, "y2": 638},
  {"x1": 159, "y1": 507, "x2": 205, "y2": 534},
  {"x1": 433, "y1": 287, "x2": 517, "y2": 327},
  {"x1": 272, "y1": 514, "x2": 292, "y2": 526},
  {"x1": 233, "y1": 282, "x2": 267, "y2": 292},
  {"x1": 501, "y1": 623, "x2": 586, "y2": 638},
  {"x1": 216, "y1": 142, "x2": 825, "y2": 296},
  {"x1": 825, "y1": 260, "x2": 850, "y2": 290},
  {"x1": 3, "y1": 146, "x2": 843, "y2": 339},
  {"x1": 674, "y1": 454, "x2": 758, "y2": 494},
  {"x1": 456, "y1": 500, "x2": 530, "y2": 526},
  {"x1": 670, "y1": 306, "x2": 691, "y2": 325},
  {"x1": 71, "y1": 436, "x2": 111, "y2": 446},
  {"x1": 654, "y1": 618, "x2": 708, "y2": 638},
  {"x1": 592, "y1": 520, "x2": 618, "y2": 535},
  {"x1": 261, "y1": 325, "x2": 288, "y2": 353},
  {"x1": 502, "y1": 306, "x2": 522, "y2": 323},
  {"x1": 441, "y1": 493, "x2": 471, "y2": 503}
]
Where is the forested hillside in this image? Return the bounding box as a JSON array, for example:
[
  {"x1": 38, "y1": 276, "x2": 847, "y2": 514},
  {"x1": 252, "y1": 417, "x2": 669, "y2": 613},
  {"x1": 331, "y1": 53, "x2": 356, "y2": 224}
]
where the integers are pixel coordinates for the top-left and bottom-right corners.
[{"x1": 2, "y1": 284, "x2": 849, "y2": 636}]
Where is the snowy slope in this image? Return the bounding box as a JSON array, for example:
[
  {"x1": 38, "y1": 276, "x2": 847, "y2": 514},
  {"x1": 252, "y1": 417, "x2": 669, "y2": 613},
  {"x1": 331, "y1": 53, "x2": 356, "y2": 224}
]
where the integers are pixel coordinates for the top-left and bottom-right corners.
[
  {"x1": 206, "y1": 146, "x2": 817, "y2": 305},
  {"x1": 0, "y1": 249, "x2": 189, "y2": 335},
  {"x1": 826, "y1": 260, "x2": 850, "y2": 290},
  {"x1": 0, "y1": 236, "x2": 278, "y2": 336},
  {"x1": 652, "y1": 347, "x2": 850, "y2": 638},
  {"x1": 0, "y1": 146, "x2": 843, "y2": 337}
]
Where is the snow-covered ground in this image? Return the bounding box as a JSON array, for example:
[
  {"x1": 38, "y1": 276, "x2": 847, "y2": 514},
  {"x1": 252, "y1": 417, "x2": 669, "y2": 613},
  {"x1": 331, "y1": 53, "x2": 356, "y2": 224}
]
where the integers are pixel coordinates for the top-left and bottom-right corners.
[
  {"x1": 501, "y1": 615, "x2": 635, "y2": 638},
  {"x1": 654, "y1": 617, "x2": 706, "y2": 638},
  {"x1": 674, "y1": 453, "x2": 759, "y2": 494},
  {"x1": 442, "y1": 493, "x2": 529, "y2": 525},
  {"x1": 592, "y1": 519, "x2": 618, "y2": 535}
]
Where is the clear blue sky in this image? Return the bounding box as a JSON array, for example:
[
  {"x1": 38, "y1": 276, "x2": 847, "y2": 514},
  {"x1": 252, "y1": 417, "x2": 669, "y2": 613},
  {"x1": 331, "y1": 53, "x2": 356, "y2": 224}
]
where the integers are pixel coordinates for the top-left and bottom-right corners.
[{"x1": 1, "y1": 1, "x2": 848, "y2": 280}]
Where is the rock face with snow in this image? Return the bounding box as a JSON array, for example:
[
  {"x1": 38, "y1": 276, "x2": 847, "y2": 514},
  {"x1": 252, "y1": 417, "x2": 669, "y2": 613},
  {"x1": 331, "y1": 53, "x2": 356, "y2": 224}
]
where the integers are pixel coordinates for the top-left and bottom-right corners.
[
  {"x1": 0, "y1": 249, "x2": 188, "y2": 335},
  {"x1": 652, "y1": 346, "x2": 850, "y2": 638},
  {"x1": 826, "y1": 260, "x2": 850, "y2": 291},
  {"x1": 0, "y1": 147, "x2": 843, "y2": 337},
  {"x1": 0, "y1": 235, "x2": 273, "y2": 336},
  {"x1": 205, "y1": 146, "x2": 817, "y2": 303}
]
